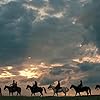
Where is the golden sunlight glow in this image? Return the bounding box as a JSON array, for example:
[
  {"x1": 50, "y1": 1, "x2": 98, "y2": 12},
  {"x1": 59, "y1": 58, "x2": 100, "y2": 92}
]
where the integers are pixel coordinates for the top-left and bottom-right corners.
[
  {"x1": 0, "y1": 62, "x2": 64, "y2": 80},
  {"x1": 19, "y1": 68, "x2": 42, "y2": 78},
  {"x1": 17, "y1": 62, "x2": 50, "y2": 79},
  {"x1": 0, "y1": 71, "x2": 15, "y2": 78},
  {"x1": 7, "y1": 66, "x2": 13, "y2": 70},
  {"x1": 51, "y1": 63, "x2": 64, "y2": 67},
  {"x1": 73, "y1": 54, "x2": 100, "y2": 64},
  {"x1": 1, "y1": 66, "x2": 13, "y2": 71},
  {"x1": 38, "y1": 62, "x2": 48, "y2": 68}
]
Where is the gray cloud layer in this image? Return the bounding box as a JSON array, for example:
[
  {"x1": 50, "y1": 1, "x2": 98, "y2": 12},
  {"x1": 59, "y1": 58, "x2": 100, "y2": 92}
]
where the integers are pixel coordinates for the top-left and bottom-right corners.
[
  {"x1": 80, "y1": 0, "x2": 100, "y2": 50},
  {"x1": 0, "y1": 0, "x2": 85, "y2": 65}
]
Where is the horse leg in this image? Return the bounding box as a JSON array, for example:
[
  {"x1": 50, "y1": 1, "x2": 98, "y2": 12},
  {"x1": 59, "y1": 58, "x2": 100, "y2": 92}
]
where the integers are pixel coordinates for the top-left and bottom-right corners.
[
  {"x1": 9, "y1": 92, "x2": 10, "y2": 96},
  {"x1": 86, "y1": 91, "x2": 89, "y2": 96},
  {"x1": 75, "y1": 92, "x2": 77, "y2": 96},
  {"x1": 40, "y1": 92, "x2": 43, "y2": 97},
  {"x1": 19, "y1": 92, "x2": 21, "y2": 96},
  {"x1": 18, "y1": 91, "x2": 21, "y2": 96},
  {"x1": 34, "y1": 93, "x2": 37, "y2": 96},
  {"x1": 79, "y1": 92, "x2": 81, "y2": 96},
  {"x1": 16, "y1": 92, "x2": 18, "y2": 96},
  {"x1": 89, "y1": 88, "x2": 91, "y2": 95},
  {"x1": 56, "y1": 93, "x2": 58, "y2": 96},
  {"x1": 65, "y1": 92, "x2": 66, "y2": 96},
  {"x1": 64, "y1": 92, "x2": 66, "y2": 96},
  {"x1": 53, "y1": 92, "x2": 55, "y2": 96},
  {"x1": 86, "y1": 90, "x2": 89, "y2": 96},
  {"x1": 63, "y1": 91, "x2": 66, "y2": 96}
]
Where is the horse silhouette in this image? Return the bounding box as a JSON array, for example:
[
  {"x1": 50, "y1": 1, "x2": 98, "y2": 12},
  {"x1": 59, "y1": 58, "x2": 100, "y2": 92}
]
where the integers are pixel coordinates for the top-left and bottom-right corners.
[
  {"x1": 48, "y1": 84, "x2": 69, "y2": 96},
  {"x1": 4, "y1": 85, "x2": 21, "y2": 96},
  {"x1": 95, "y1": 85, "x2": 100, "y2": 90},
  {"x1": 70, "y1": 85, "x2": 91, "y2": 96},
  {"x1": 26, "y1": 85, "x2": 47, "y2": 96}
]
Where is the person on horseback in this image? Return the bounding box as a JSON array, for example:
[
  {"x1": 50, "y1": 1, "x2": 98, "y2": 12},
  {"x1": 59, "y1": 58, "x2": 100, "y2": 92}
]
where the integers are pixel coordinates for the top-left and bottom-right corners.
[
  {"x1": 15, "y1": 82, "x2": 17, "y2": 87},
  {"x1": 55, "y1": 81, "x2": 61, "y2": 93},
  {"x1": 10, "y1": 80, "x2": 17, "y2": 91},
  {"x1": 78, "y1": 80, "x2": 83, "y2": 89},
  {"x1": 33, "y1": 81, "x2": 38, "y2": 90}
]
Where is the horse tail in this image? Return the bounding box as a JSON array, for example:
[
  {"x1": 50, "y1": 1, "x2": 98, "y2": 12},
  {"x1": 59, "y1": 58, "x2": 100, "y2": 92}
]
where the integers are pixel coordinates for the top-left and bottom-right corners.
[
  {"x1": 43, "y1": 87, "x2": 47, "y2": 94},
  {"x1": 17, "y1": 87, "x2": 21, "y2": 95},
  {"x1": 20, "y1": 88, "x2": 21, "y2": 94},
  {"x1": 88, "y1": 87, "x2": 91, "y2": 95}
]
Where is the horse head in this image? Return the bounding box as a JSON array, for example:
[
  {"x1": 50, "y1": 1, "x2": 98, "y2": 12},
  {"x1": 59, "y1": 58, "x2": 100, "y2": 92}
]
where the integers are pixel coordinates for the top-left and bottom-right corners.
[
  {"x1": 70, "y1": 85, "x2": 75, "y2": 89},
  {"x1": 26, "y1": 85, "x2": 31, "y2": 89},
  {"x1": 48, "y1": 84, "x2": 52, "y2": 89},
  {"x1": 4, "y1": 85, "x2": 7, "y2": 90},
  {"x1": 95, "y1": 85, "x2": 100, "y2": 90}
]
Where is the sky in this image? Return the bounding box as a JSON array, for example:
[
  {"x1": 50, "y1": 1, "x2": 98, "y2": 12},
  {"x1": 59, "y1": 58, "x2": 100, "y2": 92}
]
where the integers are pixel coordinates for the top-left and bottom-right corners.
[{"x1": 0, "y1": 0, "x2": 100, "y2": 96}]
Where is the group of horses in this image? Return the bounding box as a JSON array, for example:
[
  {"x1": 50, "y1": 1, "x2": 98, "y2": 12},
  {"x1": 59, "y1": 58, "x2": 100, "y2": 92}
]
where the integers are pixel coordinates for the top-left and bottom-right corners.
[{"x1": 1, "y1": 84, "x2": 100, "y2": 96}]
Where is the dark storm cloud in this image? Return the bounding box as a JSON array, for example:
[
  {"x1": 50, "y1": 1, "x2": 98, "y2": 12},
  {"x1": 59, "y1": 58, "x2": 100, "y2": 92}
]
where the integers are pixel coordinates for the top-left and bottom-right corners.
[
  {"x1": 85, "y1": 75, "x2": 100, "y2": 85},
  {"x1": 0, "y1": 0, "x2": 84, "y2": 65},
  {"x1": 80, "y1": 0, "x2": 100, "y2": 50},
  {"x1": 78, "y1": 62, "x2": 95, "y2": 72},
  {"x1": 75, "y1": 0, "x2": 100, "y2": 85},
  {"x1": 39, "y1": 77, "x2": 55, "y2": 85},
  {"x1": 0, "y1": 1, "x2": 36, "y2": 65},
  {"x1": 49, "y1": 0, "x2": 66, "y2": 12},
  {"x1": 78, "y1": 62, "x2": 100, "y2": 85},
  {"x1": 50, "y1": 67, "x2": 64, "y2": 75},
  {"x1": 79, "y1": 62, "x2": 100, "y2": 73}
]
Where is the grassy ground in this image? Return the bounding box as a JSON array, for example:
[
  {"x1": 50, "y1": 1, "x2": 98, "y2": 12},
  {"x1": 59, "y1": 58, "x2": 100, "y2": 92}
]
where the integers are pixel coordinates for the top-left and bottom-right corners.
[{"x1": 0, "y1": 95, "x2": 100, "y2": 100}]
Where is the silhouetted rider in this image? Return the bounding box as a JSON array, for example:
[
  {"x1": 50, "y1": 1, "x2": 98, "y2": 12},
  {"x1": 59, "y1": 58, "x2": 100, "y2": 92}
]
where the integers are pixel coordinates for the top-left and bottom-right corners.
[
  {"x1": 33, "y1": 81, "x2": 38, "y2": 90},
  {"x1": 15, "y1": 82, "x2": 17, "y2": 87},
  {"x1": 78, "y1": 80, "x2": 83, "y2": 89},
  {"x1": 10, "y1": 80, "x2": 17, "y2": 91},
  {"x1": 55, "y1": 81, "x2": 61, "y2": 93}
]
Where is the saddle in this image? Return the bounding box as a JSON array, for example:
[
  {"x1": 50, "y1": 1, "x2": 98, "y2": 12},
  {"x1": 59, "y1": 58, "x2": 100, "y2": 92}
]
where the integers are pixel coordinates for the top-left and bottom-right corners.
[
  {"x1": 56, "y1": 87, "x2": 62, "y2": 92},
  {"x1": 59, "y1": 87, "x2": 62, "y2": 90},
  {"x1": 11, "y1": 86, "x2": 17, "y2": 91},
  {"x1": 32, "y1": 86, "x2": 38, "y2": 90}
]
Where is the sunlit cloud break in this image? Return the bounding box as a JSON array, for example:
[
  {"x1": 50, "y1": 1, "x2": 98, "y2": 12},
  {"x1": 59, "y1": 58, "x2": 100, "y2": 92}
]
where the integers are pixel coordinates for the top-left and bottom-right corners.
[
  {"x1": 0, "y1": 62, "x2": 64, "y2": 79},
  {"x1": 73, "y1": 54, "x2": 100, "y2": 64},
  {"x1": 23, "y1": 2, "x2": 65, "y2": 22}
]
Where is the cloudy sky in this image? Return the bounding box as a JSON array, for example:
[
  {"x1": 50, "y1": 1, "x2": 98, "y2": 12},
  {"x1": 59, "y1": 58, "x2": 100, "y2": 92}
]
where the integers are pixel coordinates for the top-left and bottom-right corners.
[{"x1": 0, "y1": 0, "x2": 100, "y2": 96}]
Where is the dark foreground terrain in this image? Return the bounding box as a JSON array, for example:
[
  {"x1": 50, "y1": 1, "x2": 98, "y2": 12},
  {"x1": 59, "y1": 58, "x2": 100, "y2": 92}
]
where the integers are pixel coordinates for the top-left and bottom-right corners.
[{"x1": 0, "y1": 95, "x2": 100, "y2": 100}]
